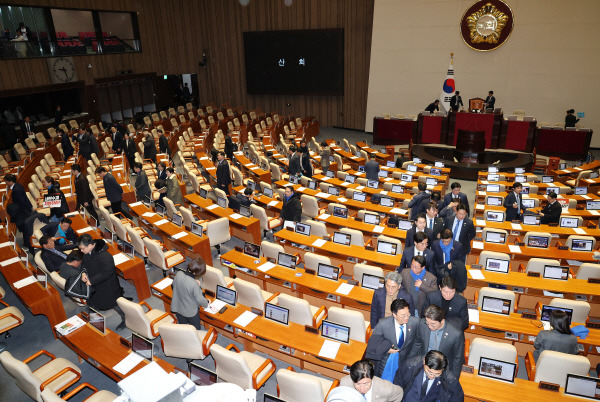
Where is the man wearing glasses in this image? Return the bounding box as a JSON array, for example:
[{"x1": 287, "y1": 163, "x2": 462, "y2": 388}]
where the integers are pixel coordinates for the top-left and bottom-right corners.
[{"x1": 340, "y1": 359, "x2": 404, "y2": 401}]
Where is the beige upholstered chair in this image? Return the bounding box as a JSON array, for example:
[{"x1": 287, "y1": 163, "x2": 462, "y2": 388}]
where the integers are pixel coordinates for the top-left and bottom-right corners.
[
  {"x1": 261, "y1": 241, "x2": 285, "y2": 262},
  {"x1": 525, "y1": 258, "x2": 560, "y2": 275},
  {"x1": 305, "y1": 219, "x2": 328, "y2": 238},
  {"x1": 205, "y1": 217, "x2": 231, "y2": 255},
  {"x1": 41, "y1": 385, "x2": 117, "y2": 402},
  {"x1": 203, "y1": 266, "x2": 234, "y2": 296},
  {"x1": 353, "y1": 263, "x2": 384, "y2": 283},
  {"x1": 466, "y1": 338, "x2": 518, "y2": 368},
  {"x1": 0, "y1": 350, "x2": 81, "y2": 401},
  {"x1": 576, "y1": 263, "x2": 600, "y2": 280},
  {"x1": 301, "y1": 194, "x2": 318, "y2": 219},
  {"x1": 327, "y1": 307, "x2": 369, "y2": 343},
  {"x1": 304, "y1": 252, "x2": 331, "y2": 272},
  {"x1": 232, "y1": 278, "x2": 278, "y2": 312},
  {"x1": 250, "y1": 204, "x2": 279, "y2": 236},
  {"x1": 0, "y1": 298, "x2": 24, "y2": 352},
  {"x1": 566, "y1": 235, "x2": 595, "y2": 251},
  {"x1": 276, "y1": 294, "x2": 326, "y2": 328},
  {"x1": 210, "y1": 343, "x2": 276, "y2": 390},
  {"x1": 478, "y1": 251, "x2": 511, "y2": 271},
  {"x1": 159, "y1": 323, "x2": 217, "y2": 361},
  {"x1": 526, "y1": 350, "x2": 590, "y2": 387},
  {"x1": 143, "y1": 237, "x2": 186, "y2": 275},
  {"x1": 340, "y1": 227, "x2": 365, "y2": 247},
  {"x1": 476, "y1": 288, "x2": 516, "y2": 313},
  {"x1": 549, "y1": 299, "x2": 590, "y2": 324},
  {"x1": 276, "y1": 367, "x2": 338, "y2": 402},
  {"x1": 481, "y1": 228, "x2": 509, "y2": 244},
  {"x1": 116, "y1": 297, "x2": 175, "y2": 339}
]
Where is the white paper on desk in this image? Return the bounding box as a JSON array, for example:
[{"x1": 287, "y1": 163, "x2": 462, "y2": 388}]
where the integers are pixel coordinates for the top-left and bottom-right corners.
[
  {"x1": 543, "y1": 290, "x2": 564, "y2": 298},
  {"x1": 468, "y1": 309, "x2": 480, "y2": 324},
  {"x1": 130, "y1": 201, "x2": 142, "y2": 208},
  {"x1": 204, "y1": 299, "x2": 226, "y2": 314},
  {"x1": 469, "y1": 270, "x2": 486, "y2": 280},
  {"x1": 251, "y1": 167, "x2": 260, "y2": 170},
  {"x1": 355, "y1": 186, "x2": 365, "y2": 190},
  {"x1": 13, "y1": 276, "x2": 37, "y2": 289},
  {"x1": 234, "y1": 151, "x2": 243, "y2": 156},
  {"x1": 591, "y1": 210, "x2": 600, "y2": 216},
  {"x1": 475, "y1": 219, "x2": 486, "y2": 227},
  {"x1": 340, "y1": 182, "x2": 350, "y2": 186},
  {"x1": 312, "y1": 239, "x2": 327, "y2": 248},
  {"x1": 508, "y1": 245, "x2": 522, "y2": 253},
  {"x1": 63, "y1": 193, "x2": 71, "y2": 197},
  {"x1": 318, "y1": 340, "x2": 341, "y2": 359},
  {"x1": 142, "y1": 212, "x2": 156, "y2": 218},
  {"x1": 315, "y1": 192, "x2": 330, "y2": 198},
  {"x1": 586, "y1": 179, "x2": 595, "y2": 183},
  {"x1": 336, "y1": 283, "x2": 354, "y2": 295},
  {"x1": 113, "y1": 352, "x2": 144, "y2": 375},
  {"x1": 478, "y1": 191, "x2": 486, "y2": 196},
  {"x1": 337, "y1": 197, "x2": 348, "y2": 203},
  {"x1": 267, "y1": 200, "x2": 279, "y2": 207},
  {"x1": 172, "y1": 232, "x2": 187, "y2": 240},
  {"x1": 476, "y1": 204, "x2": 484, "y2": 210},
  {"x1": 481, "y1": 180, "x2": 489, "y2": 185},
  {"x1": 154, "y1": 219, "x2": 169, "y2": 226},
  {"x1": 59, "y1": 175, "x2": 70, "y2": 180},
  {"x1": 64, "y1": 211, "x2": 79, "y2": 217},
  {"x1": 472, "y1": 241, "x2": 484, "y2": 250},
  {"x1": 379, "y1": 191, "x2": 388, "y2": 196},
  {"x1": 230, "y1": 213, "x2": 243, "y2": 220},
  {"x1": 573, "y1": 228, "x2": 588, "y2": 235},
  {"x1": 319, "y1": 214, "x2": 331, "y2": 220},
  {"x1": 120, "y1": 183, "x2": 127, "y2": 187},
  {"x1": 77, "y1": 226, "x2": 94, "y2": 234},
  {"x1": 233, "y1": 311, "x2": 258, "y2": 328},
  {"x1": 244, "y1": 163, "x2": 253, "y2": 167},
  {"x1": 567, "y1": 259, "x2": 583, "y2": 266},
  {"x1": 257, "y1": 261, "x2": 276, "y2": 272},
  {"x1": 581, "y1": 195, "x2": 591, "y2": 200},
  {"x1": 113, "y1": 253, "x2": 131, "y2": 266},
  {"x1": 206, "y1": 167, "x2": 216, "y2": 171},
  {"x1": 399, "y1": 181, "x2": 407, "y2": 186},
  {"x1": 384, "y1": 178, "x2": 393, "y2": 182},
  {"x1": 297, "y1": 187, "x2": 306, "y2": 192},
  {"x1": 0, "y1": 241, "x2": 14, "y2": 248},
  {"x1": 199, "y1": 156, "x2": 209, "y2": 160},
  {"x1": 321, "y1": 176, "x2": 330, "y2": 182},
  {"x1": 154, "y1": 277, "x2": 173, "y2": 290},
  {"x1": 206, "y1": 204, "x2": 219, "y2": 210},
  {"x1": 373, "y1": 226, "x2": 385, "y2": 233},
  {"x1": 60, "y1": 186, "x2": 70, "y2": 190},
  {"x1": 511, "y1": 223, "x2": 523, "y2": 230}
]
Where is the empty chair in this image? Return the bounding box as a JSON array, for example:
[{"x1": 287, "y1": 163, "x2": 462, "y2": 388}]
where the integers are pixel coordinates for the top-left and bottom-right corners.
[
  {"x1": 276, "y1": 367, "x2": 338, "y2": 402},
  {"x1": 301, "y1": 194, "x2": 319, "y2": 218},
  {"x1": 340, "y1": 227, "x2": 365, "y2": 247},
  {"x1": 327, "y1": 306, "x2": 369, "y2": 343},
  {"x1": 261, "y1": 241, "x2": 285, "y2": 262},
  {"x1": 276, "y1": 293, "x2": 326, "y2": 328},
  {"x1": 481, "y1": 228, "x2": 508, "y2": 244},
  {"x1": 304, "y1": 252, "x2": 331, "y2": 272},
  {"x1": 353, "y1": 263, "x2": 384, "y2": 283},
  {"x1": 477, "y1": 288, "x2": 516, "y2": 313},
  {"x1": 305, "y1": 219, "x2": 328, "y2": 238},
  {"x1": 159, "y1": 323, "x2": 217, "y2": 361},
  {"x1": 523, "y1": 232, "x2": 553, "y2": 248},
  {"x1": 116, "y1": 297, "x2": 175, "y2": 339},
  {"x1": 566, "y1": 235, "x2": 595, "y2": 251},
  {"x1": 576, "y1": 263, "x2": 600, "y2": 280},
  {"x1": 143, "y1": 237, "x2": 186, "y2": 275},
  {"x1": 478, "y1": 251, "x2": 511, "y2": 270},
  {"x1": 205, "y1": 217, "x2": 231, "y2": 255},
  {"x1": 566, "y1": 170, "x2": 592, "y2": 187},
  {"x1": 524, "y1": 258, "x2": 560, "y2": 275},
  {"x1": 549, "y1": 299, "x2": 590, "y2": 324},
  {"x1": 526, "y1": 350, "x2": 590, "y2": 387},
  {"x1": 0, "y1": 298, "x2": 24, "y2": 352},
  {"x1": 232, "y1": 278, "x2": 277, "y2": 312},
  {"x1": 203, "y1": 266, "x2": 234, "y2": 295},
  {"x1": 210, "y1": 343, "x2": 275, "y2": 390},
  {"x1": 466, "y1": 338, "x2": 518, "y2": 368},
  {"x1": 250, "y1": 204, "x2": 279, "y2": 237}
]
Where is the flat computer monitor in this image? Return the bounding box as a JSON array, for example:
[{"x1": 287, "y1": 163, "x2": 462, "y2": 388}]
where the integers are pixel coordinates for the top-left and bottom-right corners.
[
  {"x1": 264, "y1": 302, "x2": 289, "y2": 325},
  {"x1": 430, "y1": 168, "x2": 441, "y2": 176},
  {"x1": 587, "y1": 200, "x2": 600, "y2": 210},
  {"x1": 484, "y1": 231, "x2": 506, "y2": 244},
  {"x1": 522, "y1": 214, "x2": 540, "y2": 226},
  {"x1": 307, "y1": 180, "x2": 317, "y2": 190},
  {"x1": 377, "y1": 240, "x2": 398, "y2": 255},
  {"x1": 317, "y1": 263, "x2": 340, "y2": 281},
  {"x1": 345, "y1": 174, "x2": 356, "y2": 184},
  {"x1": 321, "y1": 320, "x2": 350, "y2": 343},
  {"x1": 541, "y1": 305, "x2": 573, "y2": 324},
  {"x1": 546, "y1": 187, "x2": 559, "y2": 195},
  {"x1": 289, "y1": 175, "x2": 299, "y2": 184},
  {"x1": 521, "y1": 199, "x2": 535, "y2": 209},
  {"x1": 542, "y1": 175, "x2": 553, "y2": 183},
  {"x1": 295, "y1": 222, "x2": 311, "y2": 236},
  {"x1": 122, "y1": 241, "x2": 135, "y2": 259},
  {"x1": 88, "y1": 307, "x2": 106, "y2": 334},
  {"x1": 371, "y1": 194, "x2": 381, "y2": 205},
  {"x1": 367, "y1": 180, "x2": 379, "y2": 189},
  {"x1": 328, "y1": 186, "x2": 340, "y2": 196},
  {"x1": 131, "y1": 332, "x2": 153, "y2": 361},
  {"x1": 391, "y1": 184, "x2": 404, "y2": 194},
  {"x1": 485, "y1": 258, "x2": 510, "y2": 274},
  {"x1": 560, "y1": 216, "x2": 579, "y2": 228},
  {"x1": 199, "y1": 188, "x2": 208, "y2": 199},
  {"x1": 514, "y1": 175, "x2": 526, "y2": 183},
  {"x1": 401, "y1": 173, "x2": 413, "y2": 182},
  {"x1": 189, "y1": 362, "x2": 218, "y2": 386},
  {"x1": 481, "y1": 296, "x2": 511, "y2": 315},
  {"x1": 486, "y1": 184, "x2": 500, "y2": 193},
  {"x1": 143, "y1": 195, "x2": 152, "y2": 208},
  {"x1": 564, "y1": 374, "x2": 600, "y2": 400},
  {"x1": 35, "y1": 265, "x2": 47, "y2": 289},
  {"x1": 264, "y1": 187, "x2": 274, "y2": 198},
  {"x1": 332, "y1": 206, "x2": 348, "y2": 219},
  {"x1": 434, "y1": 161, "x2": 445, "y2": 168},
  {"x1": 277, "y1": 252, "x2": 297, "y2": 269},
  {"x1": 357, "y1": 165, "x2": 365, "y2": 173},
  {"x1": 191, "y1": 222, "x2": 203, "y2": 237},
  {"x1": 332, "y1": 231, "x2": 351, "y2": 246},
  {"x1": 380, "y1": 196, "x2": 394, "y2": 207},
  {"x1": 591, "y1": 171, "x2": 599, "y2": 179},
  {"x1": 386, "y1": 161, "x2": 395, "y2": 168},
  {"x1": 515, "y1": 167, "x2": 525, "y2": 174},
  {"x1": 103, "y1": 227, "x2": 114, "y2": 243},
  {"x1": 326, "y1": 170, "x2": 336, "y2": 178},
  {"x1": 238, "y1": 204, "x2": 251, "y2": 217},
  {"x1": 156, "y1": 204, "x2": 166, "y2": 217},
  {"x1": 478, "y1": 357, "x2": 517, "y2": 383},
  {"x1": 575, "y1": 186, "x2": 588, "y2": 195},
  {"x1": 487, "y1": 174, "x2": 499, "y2": 182},
  {"x1": 397, "y1": 219, "x2": 413, "y2": 230},
  {"x1": 217, "y1": 197, "x2": 227, "y2": 208},
  {"x1": 264, "y1": 394, "x2": 286, "y2": 402},
  {"x1": 543, "y1": 265, "x2": 569, "y2": 280},
  {"x1": 485, "y1": 211, "x2": 505, "y2": 222},
  {"x1": 363, "y1": 213, "x2": 380, "y2": 225},
  {"x1": 572, "y1": 239, "x2": 594, "y2": 252},
  {"x1": 558, "y1": 163, "x2": 567, "y2": 170},
  {"x1": 521, "y1": 186, "x2": 530, "y2": 195},
  {"x1": 426, "y1": 177, "x2": 437, "y2": 186},
  {"x1": 488, "y1": 166, "x2": 498, "y2": 173},
  {"x1": 412, "y1": 157, "x2": 422, "y2": 163},
  {"x1": 527, "y1": 235, "x2": 549, "y2": 248},
  {"x1": 243, "y1": 242, "x2": 261, "y2": 258},
  {"x1": 353, "y1": 192, "x2": 367, "y2": 202},
  {"x1": 172, "y1": 213, "x2": 183, "y2": 227},
  {"x1": 378, "y1": 170, "x2": 388, "y2": 178},
  {"x1": 89, "y1": 215, "x2": 98, "y2": 229},
  {"x1": 216, "y1": 284, "x2": 237, "y2": 306},
  {"x1": 361, "y1": 273, "x2": 385, "y2": 290},
  {"x1": 247, "y1": 180, "x2": 256, "y2": 191},
  {"x1": 486, "y1": 196, "x2": 503, "y2": 206}
]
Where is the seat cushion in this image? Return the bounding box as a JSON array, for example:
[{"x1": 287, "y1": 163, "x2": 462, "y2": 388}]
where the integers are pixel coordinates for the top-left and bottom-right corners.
[
  {"x1": 88, "y1": 390, "x2": 119, "y2": 402},
  {"x1": 145, "y1": 309, "x2": 175, "y2": 335},
  {"x1": 240, "y1": 351, "x2": 272, "y2": 387},
  {"x1": 165, "y1": 251, "x2": 185, "y2": 267},
  {"x1": 34, "y1": 358, "x2": 80, "y2": 393},
  {"x1": 0, "y1": 306, "x2": 23, "y2": 331}
]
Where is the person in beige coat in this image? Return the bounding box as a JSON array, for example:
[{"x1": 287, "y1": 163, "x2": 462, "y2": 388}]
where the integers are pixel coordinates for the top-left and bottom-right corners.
[{"x1": 340, "y1": 360, "x2": 403, "y2": 402}]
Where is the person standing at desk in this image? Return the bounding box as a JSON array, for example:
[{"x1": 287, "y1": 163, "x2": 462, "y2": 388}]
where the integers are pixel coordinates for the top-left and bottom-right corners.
[
  {"x1": 365, "y1": 156, "x2": 380, "y2": 181},
  {"x1": 565, "y1": 109, "x2": 580, "y2": 128},
  {"x1": 370, "y1": 272, "x2": 415, "y2": 328},
  {"x1": 71, "y1": 164, "x2": 99, "y2": 222},
  {"x1": 288, "y1": 145, "x2": 301, "y2": 177},
  {"x1": 484, "y1": 90, "x2": 495, "y2": 110},
  {"x1": 405, "y1": 214, "x2": 434, "y2": 249},
  {"x1": 444, "y1": 204, "x2": 474, "y2": 258},
  {"x1": 504, "y1": 182, "x2": 525, "y2": 221},
  {"x1": 399, "y1": 231, "x2": 434, "y2": 272},
  {"x1": 223, "y1": 131, "x2": 234, "y2": 161},
  {"x1": 142, "y1": 131, "x2": 157, "y2": 164},
  {"x1": 431, "y1": 229, "x2": 464, "y2": 268},
  {"x1": 440, "y1": 182, "x2": 470, "y2": 216},
  {"x1": 340, "y1": 359, "x2": 404, "y2": 402},
  {"x1": 425, "y1": 202, "x2": 445, "y2": 239},
  {"x1": 421, "y1": 276, "x2": 468, "y2": 331},
  {"x1": 449, "y1": 91, "x2": 463, "y2": 112},
  {"x1": 319, "y1": 141, "x2": 331, "y2": 173},
  {"x1": 133, "y1": 162, "x2": 151, "y2": 202},
  {"x1": 123, "y1": 133, "x2": 137, "y2": 172},
  {"x1": 216, "y1": 151, "x2": 232, "y2": 195},
  {"x1": 539, "y1": 191, "x2": 562, "y2": 225},
  {"x1": 408, "y1": 183, "x2": 430, "y2": 220},
  {"x1": 164, "y1": 167, "x2": 184, "y2": 206},
  {"x1": 171, "y1": 257, "x2": 209, "y2": 331},
  {"x1": 400, "y1": 255, "x2": 438, "y2": 316},
  {"x1": 271, "y1": 186, "x2": 302, "y2": 228},
  {"x1": 425, "y1": 100, "x2": 440, "y2": 113},
  {"x1": 96, "y1": 167, "x2": 132, "y2": 219},
  {"x1": 533, "y1": 310, "x2": 578, "y2": 362},
  {"x1": 60, "y1": 129, "x2": 74, "y2": 161}
]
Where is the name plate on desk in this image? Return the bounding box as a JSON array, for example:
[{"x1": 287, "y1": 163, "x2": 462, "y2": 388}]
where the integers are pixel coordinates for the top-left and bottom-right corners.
[
  {"x1": 470, "y1": 264, "x2": 482, "y2": 270},
  {"x1": 588, "y1": 278, "x2": 600, "y2": 284},
  {"x1": 557, "y1": 246, "x2": 569, "y2": 250},
  {"x1": 461, "y1": 365, "x2": 474, "y2": 374},
  {"x1": 521, "y1": 312, "x2": 537, "y2": 319},
  {"x1": 515, "y1": 242, "x2": 525, "y2": 246},
  {"x1": 305, "y1": 325, "x2": 318, "y2": 334},
  {"x1": 250, "y1": 307, "x2": 263, "y2": 316},
  {"x1": 548, "y1": 223, "x2": 558, "y2": 227},
  {"x1": 586, "y1": 322, "x2": 600, "y2": 329},
  {"x1": 305, "y1": 268, "x2": 316, "y2": 275},
  {"x1": 538, "y1": 382, "x2": 560, "y2": 392},
  {"x1": 527, "y1": 272, "x2": 540, "y2": 278}
]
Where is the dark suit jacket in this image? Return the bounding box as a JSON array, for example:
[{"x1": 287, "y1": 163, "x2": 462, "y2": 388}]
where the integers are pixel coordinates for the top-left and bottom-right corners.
[
  {"x1": 425, "y1": 103, "x2": 439, "y2": 113},
  {"x1": 443, "y1": 216, "x2": 475, "y2": 255},
  {"x1": 370, "y1": 287, "x2": 415, "y2": 328},
  {"x1": 90, "y1": 134, "x2": 100, "y2": 156},
  {"x1": 102, "y1": 173, "x2": 123, "y2": 203},
  {"x1": 288, "y1": 152, "x2": 301, "y2": 176},
  {"x1": 157, "y1": 169, "x2": 167, "y2": 181},
  {"x1": 235, "y1": 193, "x2": 251, "y2": 207},
  {"x1": 41, "y1": 247, "x2": 67, "y2": 272},
  {"x1": 422, "y1": 291, "x2": 469, "y2": 330},
  {"x1": 74, "y1": 173, "x2": 94, "y2": 207},
  {"x1": 280, "y1": 193, "x2": 302, "y2": 222},
  {"x1": 40, "y1": 222, "x2": 79, "y2": 244},
  {"x1": 370, "y1": 315, "x2": 420, "y2": 364},
  {"x1": 425, "y1": 216, "x2": 445, "y2": 239},
  {"x1": 540, "y1": 200, "x2": 562, "y2": 225},
  {"x1": 450, "y1": 95, "x2": 463, "y2": 110},
  {"x1": 431, "y1": 240, "x2": 464, "y2": 269},
  {"x1": 485, "y1": 95, "x2": 496, "y2": 109},
  {"x1": 399, "y1": 246, "x2": 434, "y2": 272},
  {"x1": 10, "y1": 182, "x2": 32, "y2": 214},
  {"x1": 565, "y1": 114, "x2": 579, "y2": 128},
  {"x1": 123, "y1": 138, "x2": 136, "y2": 160},
  {"x1": 223, "y1": 136, "x2": 234, "y2": 156},
  {"x1": 216, "y1": 160, "x2": 231, "y2": 187},
  {"x1": 111, "y1": 131, "x2": 123, "y2": 153},
  {"x1": 408, "y1": 318, "x2": 465, "y2": 378},
  {"x1": 20, "y1": 120, "x2": 35, "y2": 136},
  {"x1": 394, "y1": 356, "x2": 464, "y2": 402},
  {"x1": 441, "y1": 192, "x2": 470, "y2": 215},
  {"x1": 76, "y1": 133, "x2": 91, "y2": 157},
  {"x1": 400, "y1": 269, "x2": 438, "y2": 315},
  {"x1": 503, "y1": 191, "x2": 525, "y2": 221},
  {"x1": 435, "y1": 260, "x2": 468, "y2": 294},
  {"x1": 159, "y1": 135, "x2": 171, "y2": 155},
  {"x1": 408, "y1": 192, "x2": 430, "y2": 219},
  {"x1": 301, "y1": 153, "x2": 312, "y2": 177},
  {"x1": 61, "y1": 134, "x2": 74, "y2": 159},
  {"x1": 365, "y1": 160, "x2": 380, "y2": 181},
  {"x1": 405, "y1": 227, "x2": 434, "y2": 249},
  {"x1": 533, "y1": 329, "x2": 579, "y2": 360},
  {"x1": 135, "y1": 170, "x2": 151, "y2": 201},
  {"x1": 143, "y1": 137, "x2": 157, "y2": 162}
]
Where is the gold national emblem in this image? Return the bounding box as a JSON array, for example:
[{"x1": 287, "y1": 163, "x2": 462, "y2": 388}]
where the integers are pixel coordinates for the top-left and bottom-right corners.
[{"x1": 466, "y1": 3, "x2": 509, "y2": 44}]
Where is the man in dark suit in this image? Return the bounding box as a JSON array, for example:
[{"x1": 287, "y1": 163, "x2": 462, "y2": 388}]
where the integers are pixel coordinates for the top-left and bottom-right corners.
[
  {"x1": 235, "y1": 187, "x2": 253, "y2": 208},
  {"x1": 405, "y1": 214, "x2": 434, "y2": 249},
  {"x1": 39, "y1": 235, "x2": 68, "y2": 272},
  {"x1": 340, "y1": 360, "x2": 404, "y2": 401},
  {"x1": 123, "y1": 133, "x2": 137, "y2": 171},
  {"x1": 300, "y1": 148, "x2": 313, "y2": 178},
  {"x1": 158, "y1": 130, "x2": 171, "y2": 156},
  {"x1": 71, "y1": 164, "x2": 99, "y2": 222},
  {"x1": 20, "y1": 116, "x2": 35, "y2": 141},
  {"x1": 367, "y1": 298, "x2": 420, "y2": 379},
  {"x1": 223, "y1": 131, "x2": 234, "y2": 161},
  {"x1": 142, "y1": 132, "x2": 157, "y2": 164},
  {"x1": 422, "y1": 276, "x2": 468, "y2": 331},
  {"x1": 287, "y1": 145, "x2": 301, "y2": 177},
  {"x1": 4, "y1": 174, "x2": 32, "y2": 220},
  {"x1": 484, "y1": 90, "x2": 495, "y2": 110},
  {"x1": 444, "y1": 203, "x2": 475, "y2": 257},
  {"x1": 75, "y1": 128, "x2": 92, "y2": 160},
  {"x1": 133, "y1": 162, "x2": 151, "y2": 202},
  {"x1": 424, "y1": 201, "x2": 445, "y2": 239},
  {"x1": 40, "y1": 218, "x2": 79, "y2": 248},
  {"x1": 408, "y1": 304, "x2": 465, "y2": 379},
  {"x1": 216, "y1": 151, "x2": 231, "y2": 195},
  {"x1": 424, "y1": 100, "x2": 440, "y2": 113},
  {"x1": 60, "y1": 130, "x2": 74, "y2": 161},
  {"x1": 157, "y1": 161, "x2": 168, "y2": 180},
  {"x1": 440, "y1": 182, "x2": 470, "y2": 216},
  {"x1": 365, "y1": 157, "x2": 380, "y2": 181},
  {"x1": 449, "y1": 91, "x2": 463, "y2": 112},
  {"x1": 408, "y1": 183, "x2": 430, "y2": 220},
  {"x1": 109, "y1": 126, "x2": 123, "y2": 153},
  {"x1": 394, "y1": 350, "x2": 464, "y2": 402},
  {"x1": 540, "y1": 191, "x2": 562, "y2": 225},
  {"x1": 96, "y1": 167, "x2": 131, "y2": 219},
  {"x1": 400, "y1": 231, "x2": 434, "y2": 272},
  {"x1": 431, "y1": 229, "x2": 464, "y2": 268},
  {"x1": 371, "y1": 272, "x2": 415, "y2": 328},
  {"x1": 400, "y1": 255, "x2": 438, "y2": 317},
  {"x1": 89, "y1": 130, "x2": 100, "y2": 156},
  {"x1": 503, "y1": 182, "x2": 525, "y2": 221}
]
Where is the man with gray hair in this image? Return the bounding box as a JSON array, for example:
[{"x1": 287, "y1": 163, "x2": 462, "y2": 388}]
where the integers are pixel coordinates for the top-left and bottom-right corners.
[{"x1": 370, "y1": 271, "x2": 415, "y2": 328}]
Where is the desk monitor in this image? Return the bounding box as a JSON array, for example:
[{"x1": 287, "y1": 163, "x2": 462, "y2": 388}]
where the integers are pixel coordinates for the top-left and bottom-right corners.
[
  {"x1": 295, "y1": 222, "x2": 311, "y2": 236},
  {"x1": 591, "y1": 171, "x2": 600, "y2": 179},
  {"x1": 239, "y1": 204, "x2": 251, "y2": 217},
  {"x1": 380, "y1": 196, "x2": 394, "y2": 207},
  {"x1": 559, "y1": 162, "x2": 567, "y2": 170},
  {"x1": 488, "y1": 166, "x2": 498, "y2": 173},
  {"x1": 217, "y1": 197, "x2": 227, "y2": 209},
  {"x1": 527, "y1": 235, "x2": 549, "y2": 248},
  {"x1": 172, "y1": 213, "x2": 183, "y2": 227},
  {"x1": 332, "y1": 206, "x2": 348, "y2": 219},
  {"x1": 542, "y1": 175, "x2": 554, "y2": 183},
  {"x1": 391, "y1": 184, "x2": 404, "y2": 194},
  {"x1": 321, "y1": 320, "x2": 350, "y2": 343},
  {"x1": 353, "y1": 192, "x2": 367, "y2": 202},
  {"x1": 481, "y1": 296, "x2": 511, "y2": 315},
  {"x1": 521, "y1": 186, "x2": 530, "y2": 195},
  {"x1": 371, "y1": 194, "x2": 381, "y2": 205},
  {"x1": 426, "y1": 177, "x2": 437, "y2": 186},
  {"x1": 397, "y1": 219, "x2": 413, "y2": 230},
  {"x1": 332, "y1": 231, "x2": 351, "y2": 246},
  {"x1": 122, "y1": 241, "x2": 135, "y2": 259},
  {"x1": 36, "y1": 266, "x2": 47, "y2": 289},
  {"x1": 576, "y1": 160, "x2": 584, "y2": 167},
  {"x1": 361, "y1": 273, "x2": 385, "y2": 290},
  {"x1": 247, "y1": 180, "x2": 256, "y2": 191},
  {"x1": 326, "y1": 170, "x2": 336, "y2": 178},
  {"x1": 243, "y1": 242, "x2": 261, "y2": 258},
  {"x1": 79, "y1": 206, "x2": 86, "y2": 219},
  {"x1": 541, "y1": 305, "x2": 573, "y2": 324},
  {"x1": 543, "y1": 265, "x2": 569, "y2": 280},
  {"x1": 434, "y1": 161, "x2": 445, "y2": 168},
  {"x1": 407, "y1": 165, "x2": 418, "y2": 173},
  {"x1": 264, "y1": 187, "x2": 274, "y2": 198},
  {"x1": 191, "y1": 222, "x2": 203, "y2": 237},
  {"x1": 277, "y1": 252, "x2": 297, "y2": 269},
  {"x1": 377, "y1": 240, "x2": 398, "y2": 255},
  {"x1": 345, "y1": 174, "x2": 356, "y2": 184},
  {"x1": 401, "y1": 173, "x2": 413, "y2": 182},
  {"x1": 587, "y1": 200, "x2": 600, "y2": 210},
  {"x1": 546, "y1": 187, "x2": 559, "y2": 195},
  {"x1": 156, "y1": 203, "x2": 166, "y2": 217},
  {"x1": 216, "y1": 284, "x2": 237, "y2": 306},
  {"x1": 364, "y1": 213, "x2": 380, "y2": 225},
  {"x1": 521, "y1": 199, "x2": 535, "y2": 209},
  {"x1": 485, "y1": 211, "x2": 505, "y2": 223},
  {"x1": 358, "y1": 165, "x2": 365, "y2": 173},
  {"x1": 189, "y1": 362, "x2": 218, "y2": 387},
  {"x1": 560, "y1": 216, "x2": 579, "y2": 228},
  {"x1": 412, "y1": 157, "x2": 422, "y2": 164},
  {"x1": 486, "y1": 196, "x2": 503, "y2": 206},
  {"x1": 89, "y1": 215, "x2": 99, "y2": 229},
  {"x1": 88, "y1": 307, "x2": 106, "y2": 334},
  {"x1": 378, "y1": 170, "x2": 388, "y2": 178},
  {"x1": 522, "y1": 214, "x2": 540, "y2": 226},
  {"x1": 328, "y1": 186, "x2": 340, "y2": 196},
  {"x1": 103, "y1": 227, "x2": 115, "y2": 244},
  {"x1": 487, "y1": 174, "x2": 500, "y2": 182},
  {"x1": 515, "y1": 167, "x2": 525, "y2": 174},
  {"x1": 386, "y1": 161, "x2": 396, "y2": 168},
  {"x1": 576, "y1": 186, "x2": 588, "y2": 195},
  {"x1": 264, "y1": 302, "x2": 289, "y2": 325},
  {"x1": 430, "y1": 168, "x2": 441, "y2": 176},
  {"x1": 565, "y1": 374, "x2": 600, "y2": 400},
  {"x1": 486, "y1": 184, "x2": 500, "y2": 193},
  {"x1": 485, "y1": 258, "x2": 510, "y2": 274},
  {"x1": 367, "y1": 180, "x2": 379, "y2": 189},
  {"x1": 289, "y1": 175, "x2": 299, "y2": 184},
  {"x1": 317, "y1": 263, "x2": 340, "y2": 281},
  {"x1": 131, "y1": 332, "x2": 153, "y2": 361},
  {"x1": 572, "y1": 239, "x2": 594, "y2": 252},
  {"x1": 515, "y1": 175, "x2": 526, "y2": 183},
  {"x1": 478, "y1": 357, "x2": 517, "y2": 383},
  {"x1": 484, "y1": 231, "x2": 506, "y2": 244},
  {"x1": 143, "y1": 195, "x2": 152, "y2": 208}
]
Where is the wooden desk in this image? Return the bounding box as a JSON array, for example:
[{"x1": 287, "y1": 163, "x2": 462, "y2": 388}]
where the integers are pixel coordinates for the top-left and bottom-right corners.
[
  {"x1": 552, "y1": 161, "x2": 600, "y2": 181},
  {"x1": 474, "y1": 203, "x2": 600, "y2": 222},
  {"x1": 477, "y1": 179, "x2": 568, "y2": 195},
  {"x1": 468, "y1": 241, "x2": 597, "y2": 266},
  {"x1": 292, "y1": 176, "x2": 414, "y2": 203},
  {"x1": 472, "y1": 216, "x2": 600, "y2": 240},
  {"x1": 232, "y1": 151, "x2": 271, "y2": 184},
  {"x1": 475, "y1": 190, "x2": 598, "y2": 206},
  {"x1": 355, "y1": 142, "x2": 393, "y2": 163}
]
